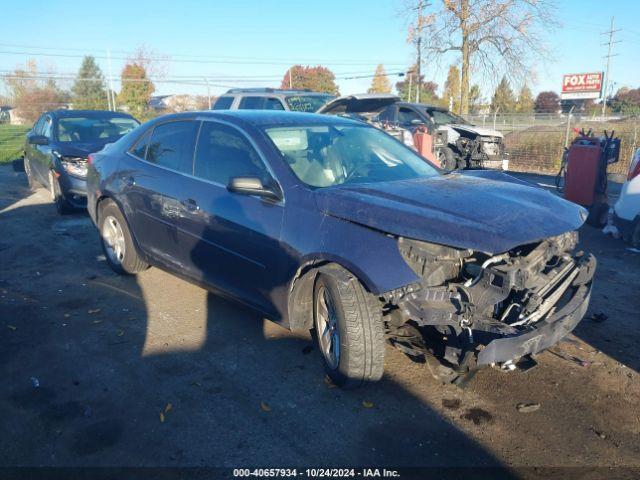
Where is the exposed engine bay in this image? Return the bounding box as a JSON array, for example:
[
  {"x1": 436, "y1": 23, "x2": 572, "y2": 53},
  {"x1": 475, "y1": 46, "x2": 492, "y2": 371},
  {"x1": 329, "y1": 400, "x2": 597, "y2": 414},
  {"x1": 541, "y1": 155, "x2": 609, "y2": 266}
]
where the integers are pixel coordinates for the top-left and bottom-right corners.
[
  {"x1": 449, "y1": 127, "x2": 505, "y2": 170},
  {"x1": 383, "y1": 231, "x2": 596, "y2": 383}
]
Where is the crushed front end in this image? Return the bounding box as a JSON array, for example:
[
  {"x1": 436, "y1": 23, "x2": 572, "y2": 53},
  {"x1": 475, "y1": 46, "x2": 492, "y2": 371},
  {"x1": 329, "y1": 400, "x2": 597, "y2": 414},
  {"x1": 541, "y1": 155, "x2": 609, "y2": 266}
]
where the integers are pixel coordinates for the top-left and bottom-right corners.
[
  {"x1": 383, "y1": 232, "x2": 595, "y2": 382},
  {"x1": 455, "y1": 134, "x2": 506, "y2": 170}
]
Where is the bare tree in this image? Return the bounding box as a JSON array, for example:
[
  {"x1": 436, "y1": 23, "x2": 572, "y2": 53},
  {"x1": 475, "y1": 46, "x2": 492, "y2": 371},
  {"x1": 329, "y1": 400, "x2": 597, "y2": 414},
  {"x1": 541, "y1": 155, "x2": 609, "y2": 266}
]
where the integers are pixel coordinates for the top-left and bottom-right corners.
[{"x1": 403, "y1": 0, "x2": 557, "y2": 114}]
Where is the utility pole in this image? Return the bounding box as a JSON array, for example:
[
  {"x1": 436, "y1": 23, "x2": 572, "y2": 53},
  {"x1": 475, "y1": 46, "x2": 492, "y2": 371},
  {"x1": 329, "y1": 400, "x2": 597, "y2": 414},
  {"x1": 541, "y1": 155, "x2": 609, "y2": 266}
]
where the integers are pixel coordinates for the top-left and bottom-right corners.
[
  {"x1": 107, "y1": 49, "x2": 116, "y2": 111},
  {"x1": 203, "y1": 77, "x2": 211, "y2": 109},
  {"x1": 601, "y1": 17, "x2": 621, "y2": 117},
  {"x1": 410, "y1": 0, "x2": 430, "y2": 103}
]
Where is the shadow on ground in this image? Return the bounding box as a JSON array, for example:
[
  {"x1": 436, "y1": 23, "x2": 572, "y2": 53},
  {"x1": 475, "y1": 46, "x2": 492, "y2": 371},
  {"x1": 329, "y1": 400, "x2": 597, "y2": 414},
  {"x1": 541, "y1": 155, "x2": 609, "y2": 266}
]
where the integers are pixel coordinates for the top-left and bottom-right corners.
[{"x1": 0, "y1": 166, "x2": 516, "y2": 476}]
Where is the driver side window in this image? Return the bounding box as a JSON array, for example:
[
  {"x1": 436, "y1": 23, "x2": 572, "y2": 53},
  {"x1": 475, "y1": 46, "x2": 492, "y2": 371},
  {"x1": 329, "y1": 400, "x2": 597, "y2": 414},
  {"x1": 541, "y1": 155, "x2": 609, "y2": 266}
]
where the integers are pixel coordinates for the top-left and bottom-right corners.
[
  {"x1": 42, "y1": 117, "x2": 53, "y2": 138},
  {"x1": 398, "y1": 107, "x2": 421, "y2": 125},
  {"x1": 193, "y1": 122, "x2": 270, "y2": 186}
]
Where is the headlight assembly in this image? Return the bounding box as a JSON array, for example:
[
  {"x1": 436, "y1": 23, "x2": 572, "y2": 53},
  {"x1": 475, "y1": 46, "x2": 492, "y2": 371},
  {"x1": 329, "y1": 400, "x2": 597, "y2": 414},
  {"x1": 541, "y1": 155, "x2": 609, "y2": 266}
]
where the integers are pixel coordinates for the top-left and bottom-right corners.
[{"x1": 53, "y1": 151, "x2": 88, "y2": 177}]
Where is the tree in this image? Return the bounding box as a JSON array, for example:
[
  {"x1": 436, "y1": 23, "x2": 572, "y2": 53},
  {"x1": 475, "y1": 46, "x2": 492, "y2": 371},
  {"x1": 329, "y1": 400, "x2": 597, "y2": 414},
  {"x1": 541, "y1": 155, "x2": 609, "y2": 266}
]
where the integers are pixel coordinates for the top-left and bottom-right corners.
[
  {"x1": 395, "y1": 65, "x2": 439, "y2": 103},
  {"x1": 468, "y1": 84, "x2": 482, "y2": 113},
  {"x1": 403, "y1": 0, "x2": 557, "y2": 114},
  {"x1": 516, "y1": 84, "x2": 535, "y2": 113},
  {"x1": 368, "y1": 64, "x2": 392, "y2": 94},
  {"x1": 491, "y1": 76, "x2": 516, "y2": 113},
  {"x1": 610, "y1": 87, "x2": 640, "y2": 114},
  {"x1": 281, "y1": 65, "x2": 339, "y2": 94},
  {"x1": 71, "y1": 56, "x2": 108, "y2": 110},
  {"x1": 442, "y1": 65, "x2": 461, "y2": 113},
  {"x1": 3, "y1": 60, "x2": 69, "y2": 123},
  {"x1": 534, "y1": 91, "x2": 560, "y2": 113},
  {"x1": 118, "y1": 63, "x2": 155, "y2": 118}
]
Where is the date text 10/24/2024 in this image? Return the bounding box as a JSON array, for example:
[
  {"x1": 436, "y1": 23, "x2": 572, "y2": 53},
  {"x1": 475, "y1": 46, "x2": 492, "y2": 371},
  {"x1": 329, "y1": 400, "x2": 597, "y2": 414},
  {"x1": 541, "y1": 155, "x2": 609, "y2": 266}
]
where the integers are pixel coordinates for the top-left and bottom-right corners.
[{"x1": 233, "y1": 469, "x2": 401, "y2": 478}]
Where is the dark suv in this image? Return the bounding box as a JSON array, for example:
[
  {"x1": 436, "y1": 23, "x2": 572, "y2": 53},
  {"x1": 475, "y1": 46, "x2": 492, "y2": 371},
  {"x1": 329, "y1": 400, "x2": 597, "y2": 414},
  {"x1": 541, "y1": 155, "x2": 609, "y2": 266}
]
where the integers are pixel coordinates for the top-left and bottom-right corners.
[
  {"x1": 24, "y1": 110, "x2": 139, "y2": 213},
  {"x1": 212, "y1": 88, "x2": 335, "y2": 113}
]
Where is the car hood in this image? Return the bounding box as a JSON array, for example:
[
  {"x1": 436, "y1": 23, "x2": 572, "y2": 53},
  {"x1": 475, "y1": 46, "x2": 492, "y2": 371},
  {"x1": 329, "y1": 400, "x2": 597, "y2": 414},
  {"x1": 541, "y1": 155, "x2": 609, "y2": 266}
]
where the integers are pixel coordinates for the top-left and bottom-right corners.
[
  {"x1": 317, "y1": 93, "x2": 400, "y2": 115},
  {"x1": 313, "y1": 171, "x2": 586, "y2": 254},
  {"x1": 53, "y1": 140, "x2": 112, "y2": 157},
  {"x1": 447, "y1": 124, "x2": 504, "y2": 138}
]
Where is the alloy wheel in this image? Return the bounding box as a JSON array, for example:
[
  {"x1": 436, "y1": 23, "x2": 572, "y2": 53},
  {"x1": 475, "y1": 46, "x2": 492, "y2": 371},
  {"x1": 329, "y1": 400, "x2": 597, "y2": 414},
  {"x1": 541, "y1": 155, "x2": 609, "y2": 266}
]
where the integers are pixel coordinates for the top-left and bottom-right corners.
[
  {"x1": 102, "y1": 215, "x2": 126, "y2": 265},
  {"x1": 315, "y1": 285, "x2": 340, "y2": 369}
]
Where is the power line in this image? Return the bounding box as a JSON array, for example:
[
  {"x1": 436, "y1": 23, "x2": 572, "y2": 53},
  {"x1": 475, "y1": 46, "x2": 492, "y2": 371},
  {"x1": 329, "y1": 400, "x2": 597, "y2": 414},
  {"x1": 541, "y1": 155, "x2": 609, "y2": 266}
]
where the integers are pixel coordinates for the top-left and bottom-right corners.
[{"x1": 0, "y1": 47, "x2": 406, "y2": 67}]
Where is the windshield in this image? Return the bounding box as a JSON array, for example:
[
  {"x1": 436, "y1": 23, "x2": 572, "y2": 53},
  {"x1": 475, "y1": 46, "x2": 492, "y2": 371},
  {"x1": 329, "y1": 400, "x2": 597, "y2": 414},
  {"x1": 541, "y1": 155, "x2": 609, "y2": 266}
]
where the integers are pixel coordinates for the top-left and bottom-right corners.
[
  {"x1": 265, "y1": 124, "x2": 439, "y2": 188},
  {"x1": 285, "y1": 95, "x2": 335, "y2": 113},
  {"x1": 423, "y1": 108, "x2": 468, "y2": 126},
  {"x1": 56, "y1": 116, "x2": 139, "y2": 143}
]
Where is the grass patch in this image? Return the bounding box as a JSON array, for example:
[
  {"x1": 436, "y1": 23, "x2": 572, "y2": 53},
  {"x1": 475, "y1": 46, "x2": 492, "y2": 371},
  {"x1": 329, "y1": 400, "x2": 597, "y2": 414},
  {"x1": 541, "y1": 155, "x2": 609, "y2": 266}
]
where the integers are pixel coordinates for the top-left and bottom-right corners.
[{"x1": 0, "y1": 124, "x2": 30, "y2": 164}]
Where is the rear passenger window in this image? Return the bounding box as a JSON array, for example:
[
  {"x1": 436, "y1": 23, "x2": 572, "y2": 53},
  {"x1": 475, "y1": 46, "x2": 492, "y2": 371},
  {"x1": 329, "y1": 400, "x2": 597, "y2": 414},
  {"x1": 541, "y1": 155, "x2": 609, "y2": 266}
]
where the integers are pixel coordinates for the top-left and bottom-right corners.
[
  {"x1": 212, "y1": 96, "x2": 233, "y2": 110},
  {"x1": 263, "y1": 97, "x2": 285, "y2": 110},
  {"x1": 193, "y1": 122, "x2": 269, "y2": 185},
  {"x1": 146, "y1": 121, "x2": 199, "y2": 173},
  {"x1": 238, "y1": 96, "x2": 263, "y2": 109},
  {"x1": 130, "y1": 130, "x2": 151, "y2": 159}
]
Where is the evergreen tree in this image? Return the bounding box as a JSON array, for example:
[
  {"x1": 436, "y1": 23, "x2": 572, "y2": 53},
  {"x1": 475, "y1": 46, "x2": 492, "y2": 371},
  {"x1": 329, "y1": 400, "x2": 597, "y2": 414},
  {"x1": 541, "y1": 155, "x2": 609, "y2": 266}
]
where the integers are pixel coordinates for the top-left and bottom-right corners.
[
  {"x1": 491, "y1": 76, "x2": 516, "y2": 112},
  {"x1": 71, "y1": 56, "x2": 108, "y2": 110},
  {"x1": 368, "y1": 64, "x2": 392, "y2": 93},
  {"x1": 516, "y1": 84, "x2": 535, "y2": 113},
  {"x1": 395, "y1": 65, "x2": 439, "y2": 104},
  {"x1": 442, "y1": 65, "x2": 461, "y2": 113}
]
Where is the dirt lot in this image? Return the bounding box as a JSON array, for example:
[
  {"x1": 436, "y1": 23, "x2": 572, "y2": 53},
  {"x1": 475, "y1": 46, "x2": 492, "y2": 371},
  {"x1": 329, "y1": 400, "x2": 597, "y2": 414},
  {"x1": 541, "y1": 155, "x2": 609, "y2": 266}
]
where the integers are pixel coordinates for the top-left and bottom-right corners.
[{"x1": 1, "y1": 165, "x2": 639, "y2": 477}]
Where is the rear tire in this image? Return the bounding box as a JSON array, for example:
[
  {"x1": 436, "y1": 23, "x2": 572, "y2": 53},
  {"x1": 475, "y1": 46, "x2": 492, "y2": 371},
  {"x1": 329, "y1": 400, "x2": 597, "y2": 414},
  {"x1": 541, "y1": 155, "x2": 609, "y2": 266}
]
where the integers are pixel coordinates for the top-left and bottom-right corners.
[
  {"x1": 313, "y1": 264, "x2": 385, "y2": 388},
  {"x1": 438, "y1": 147, "x2": 457, "y2": 172},
  {"x1": 99, "y1": 200, "x2": 148, "y2": 275}
]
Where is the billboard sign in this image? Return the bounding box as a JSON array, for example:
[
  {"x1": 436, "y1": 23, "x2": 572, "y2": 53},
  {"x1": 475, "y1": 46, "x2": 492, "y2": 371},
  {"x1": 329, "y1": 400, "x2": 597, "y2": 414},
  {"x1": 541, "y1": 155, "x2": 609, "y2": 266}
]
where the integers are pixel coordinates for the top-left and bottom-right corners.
[{"x1": 561, "y1": 72, "x2": 603, "y2": 100}]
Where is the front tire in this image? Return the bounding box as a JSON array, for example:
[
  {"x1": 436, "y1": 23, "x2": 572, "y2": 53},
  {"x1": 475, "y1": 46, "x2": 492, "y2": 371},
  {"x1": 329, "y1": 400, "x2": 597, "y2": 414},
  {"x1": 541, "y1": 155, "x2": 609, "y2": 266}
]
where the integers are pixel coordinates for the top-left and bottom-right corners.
[
  {"x1": 24, "y1": 157, "x2": 38, "y2": 190},
  {"x1": 313, "y1": 264, "x2": 385, "y2": 388},
  {"x1": 48, "y1": 170, "x2": 73, "y2": 215},
  {"x1": 99, "y1": 200, "x2": 148, "y2": 275},
  {"x1": 438, "y1": 147, "x2": 457, "y2": 172}
]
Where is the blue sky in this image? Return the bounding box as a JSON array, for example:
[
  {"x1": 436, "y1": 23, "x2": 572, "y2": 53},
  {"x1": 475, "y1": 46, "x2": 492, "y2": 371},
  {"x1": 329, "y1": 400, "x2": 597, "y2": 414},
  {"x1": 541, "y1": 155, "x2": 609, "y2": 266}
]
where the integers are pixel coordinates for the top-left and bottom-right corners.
[{"x1": 1, "y1": 0, "x2": 638, "y2": 101}]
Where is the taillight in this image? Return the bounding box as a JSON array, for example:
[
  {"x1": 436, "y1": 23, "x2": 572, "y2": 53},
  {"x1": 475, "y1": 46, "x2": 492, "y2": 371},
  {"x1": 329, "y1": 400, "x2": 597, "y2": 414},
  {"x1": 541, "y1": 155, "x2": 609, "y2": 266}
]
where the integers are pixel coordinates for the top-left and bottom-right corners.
[
  {"x1": 628, "y1": 149, "x2": 640, "y2": 181},
  {"x1": 87, "y1": 154, "x2": 94, "y2": 165}
]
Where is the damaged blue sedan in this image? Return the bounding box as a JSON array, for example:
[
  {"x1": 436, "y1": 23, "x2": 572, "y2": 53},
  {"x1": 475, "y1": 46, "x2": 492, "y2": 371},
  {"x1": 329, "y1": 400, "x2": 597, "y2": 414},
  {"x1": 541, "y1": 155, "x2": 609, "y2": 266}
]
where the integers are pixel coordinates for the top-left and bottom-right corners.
[{"x1": 86, "y1": 111, "x2": 595, "y2": 388}]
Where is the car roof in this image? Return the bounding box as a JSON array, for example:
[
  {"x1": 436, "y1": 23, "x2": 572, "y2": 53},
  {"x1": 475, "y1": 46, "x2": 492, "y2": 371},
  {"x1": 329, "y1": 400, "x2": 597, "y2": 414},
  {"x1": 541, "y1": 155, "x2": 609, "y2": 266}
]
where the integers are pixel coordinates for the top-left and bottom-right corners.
[
  {"x1": 223, "y1": 88, "x2": 331, "y2": 96},
  {"x1": 153, "y1": 110, "x2": 366, "y2": 128},
  {"x1": 45, "y1": 109, "x2": 136, "y2": 119}
]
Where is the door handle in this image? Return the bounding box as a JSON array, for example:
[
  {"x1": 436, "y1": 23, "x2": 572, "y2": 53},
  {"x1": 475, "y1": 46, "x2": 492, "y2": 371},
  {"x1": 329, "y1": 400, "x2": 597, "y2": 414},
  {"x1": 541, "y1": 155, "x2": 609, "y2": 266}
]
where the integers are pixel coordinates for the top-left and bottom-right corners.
[
  {"x1": 181, "y1": 198, "x2": 199, "y2": 212},
  {"x1": 122, "y1": 176, "x2": 135, "y2": 187}
]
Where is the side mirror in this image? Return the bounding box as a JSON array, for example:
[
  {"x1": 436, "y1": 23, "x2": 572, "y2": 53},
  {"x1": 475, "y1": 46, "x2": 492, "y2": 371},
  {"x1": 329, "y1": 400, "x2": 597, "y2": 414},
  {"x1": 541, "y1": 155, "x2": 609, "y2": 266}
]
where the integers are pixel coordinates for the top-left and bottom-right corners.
[
  {"x1": 227, "y1": 177, "x2": 282, "y2": 202},
  {"x1": 29, "y1": 134, "x2": 49, "y2": 146}
]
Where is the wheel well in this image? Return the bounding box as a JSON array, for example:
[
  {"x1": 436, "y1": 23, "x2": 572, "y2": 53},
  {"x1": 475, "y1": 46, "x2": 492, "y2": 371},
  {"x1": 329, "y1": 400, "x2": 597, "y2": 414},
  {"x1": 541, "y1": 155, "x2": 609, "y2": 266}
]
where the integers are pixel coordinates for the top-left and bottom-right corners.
[
  {"x1": 95, "y1": 195, "x2": 115, "y2": 225},
  {"x1": 287, "y1": 260, "x2": 379, "y2": 332}
]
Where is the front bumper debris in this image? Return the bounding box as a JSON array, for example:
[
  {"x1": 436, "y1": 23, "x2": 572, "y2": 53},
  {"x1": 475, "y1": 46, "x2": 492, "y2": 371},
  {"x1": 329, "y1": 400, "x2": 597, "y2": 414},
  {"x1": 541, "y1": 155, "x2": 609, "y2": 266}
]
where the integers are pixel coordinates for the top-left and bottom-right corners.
[
  {"x1": 386, "y1": 233, "x2": 596, "y2": 375},
  {"x1": 477, "y1": 282, "x2": 591, "y2": 365}
]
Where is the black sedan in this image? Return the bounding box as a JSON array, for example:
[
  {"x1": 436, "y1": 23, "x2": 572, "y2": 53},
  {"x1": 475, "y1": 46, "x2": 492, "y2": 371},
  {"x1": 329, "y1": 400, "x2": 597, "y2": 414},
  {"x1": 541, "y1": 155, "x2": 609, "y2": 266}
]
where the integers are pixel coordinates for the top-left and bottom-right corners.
[
  {"x1": 24, "y1": 110, "x2": 139, "y2": 213},
  {"x1": 86, "y1": 110, "x2": 595, "y2": 388}
]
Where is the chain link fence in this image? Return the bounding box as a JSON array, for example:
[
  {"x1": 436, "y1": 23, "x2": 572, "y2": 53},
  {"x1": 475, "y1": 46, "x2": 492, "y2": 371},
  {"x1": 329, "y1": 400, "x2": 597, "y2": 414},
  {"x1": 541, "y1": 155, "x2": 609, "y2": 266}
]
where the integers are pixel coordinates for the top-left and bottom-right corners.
[
  {"x1": 2, "y1": 104, "x2": 639, "y2": 178},
  {"x1": 464, "y1": 113, "x2": 639, "y2": 178}
]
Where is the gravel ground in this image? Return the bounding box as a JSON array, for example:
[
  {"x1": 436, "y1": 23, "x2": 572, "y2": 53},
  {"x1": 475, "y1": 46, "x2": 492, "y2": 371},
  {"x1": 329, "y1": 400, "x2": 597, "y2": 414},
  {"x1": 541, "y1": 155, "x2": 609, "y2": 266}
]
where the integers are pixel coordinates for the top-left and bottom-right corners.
[{"x1": 1, "y1": 165, "x2": 639, "y2": 477}]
